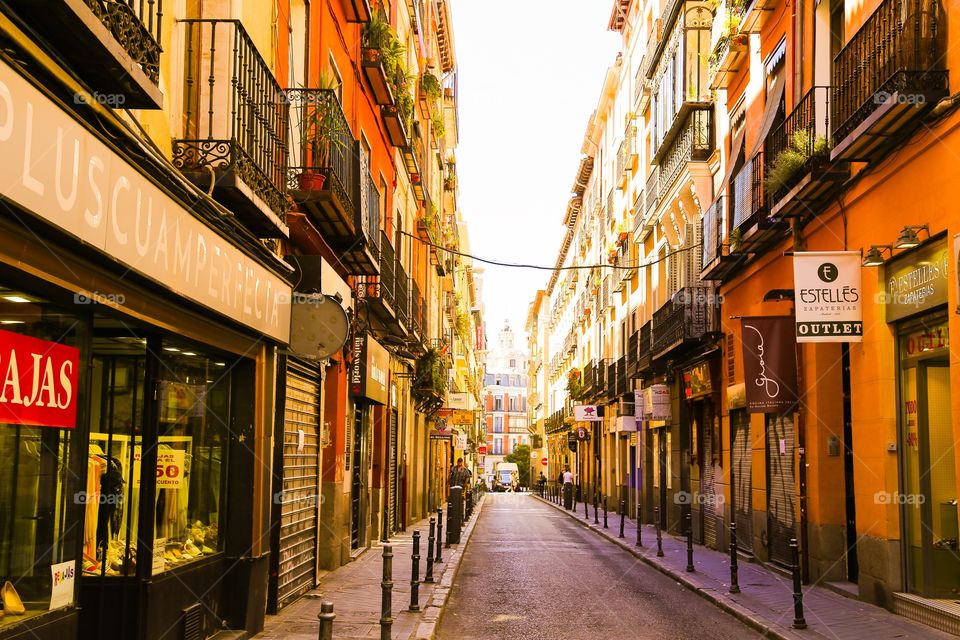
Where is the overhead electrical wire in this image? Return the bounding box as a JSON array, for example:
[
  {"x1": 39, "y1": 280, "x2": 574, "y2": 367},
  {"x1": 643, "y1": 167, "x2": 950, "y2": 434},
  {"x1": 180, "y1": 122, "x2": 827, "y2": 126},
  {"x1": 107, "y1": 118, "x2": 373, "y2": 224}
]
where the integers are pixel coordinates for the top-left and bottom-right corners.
[{"x1": 397, "y1": 229, "x2": 702, "y2": 272}]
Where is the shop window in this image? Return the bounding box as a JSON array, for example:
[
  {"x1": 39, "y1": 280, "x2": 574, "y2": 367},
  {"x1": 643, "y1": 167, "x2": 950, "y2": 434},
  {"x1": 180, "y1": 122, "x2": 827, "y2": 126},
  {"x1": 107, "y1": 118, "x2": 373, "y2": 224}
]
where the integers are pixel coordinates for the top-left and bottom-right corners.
[
  {"x1": 153, "y1": 342, "x2": 229, "y2": 573},
  {"x1": 0, "y1": 290, "x2": 82, "y2": 624}
]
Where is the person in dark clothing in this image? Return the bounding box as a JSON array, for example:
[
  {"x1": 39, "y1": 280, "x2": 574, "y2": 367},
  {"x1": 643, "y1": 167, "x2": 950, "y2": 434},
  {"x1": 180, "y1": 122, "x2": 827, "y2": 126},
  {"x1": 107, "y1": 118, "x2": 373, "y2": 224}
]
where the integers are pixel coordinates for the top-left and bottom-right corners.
[{"x1": 448, "y1": 457, "x2": 471, "y2": 488}]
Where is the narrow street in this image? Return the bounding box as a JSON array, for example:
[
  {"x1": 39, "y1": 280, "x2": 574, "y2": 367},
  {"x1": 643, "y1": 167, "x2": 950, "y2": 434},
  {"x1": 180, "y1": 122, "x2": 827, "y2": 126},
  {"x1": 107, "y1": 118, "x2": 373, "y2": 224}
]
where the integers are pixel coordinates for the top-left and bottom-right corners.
[{"x1": 438, "y1": 493, "x2": 756, "y2": 639}]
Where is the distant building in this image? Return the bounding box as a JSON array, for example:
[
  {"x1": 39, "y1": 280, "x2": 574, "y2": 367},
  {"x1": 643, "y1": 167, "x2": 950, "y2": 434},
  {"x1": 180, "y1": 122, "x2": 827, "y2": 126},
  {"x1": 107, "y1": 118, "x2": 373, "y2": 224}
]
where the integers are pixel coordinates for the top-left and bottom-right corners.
[{"x1": 482, "y1": 322, "x2": 530, "y2": 484}]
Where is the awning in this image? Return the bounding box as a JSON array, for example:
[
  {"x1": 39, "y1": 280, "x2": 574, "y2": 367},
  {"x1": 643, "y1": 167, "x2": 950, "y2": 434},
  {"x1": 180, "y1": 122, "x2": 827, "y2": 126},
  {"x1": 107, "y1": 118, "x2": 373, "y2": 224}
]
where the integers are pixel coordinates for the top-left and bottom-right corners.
[
  {"x1": 745, "y1": 69, "x2": 785, "y2": 159},
  {"x1": 719, "y1": 126, "x2": 746, "y2": 192}
]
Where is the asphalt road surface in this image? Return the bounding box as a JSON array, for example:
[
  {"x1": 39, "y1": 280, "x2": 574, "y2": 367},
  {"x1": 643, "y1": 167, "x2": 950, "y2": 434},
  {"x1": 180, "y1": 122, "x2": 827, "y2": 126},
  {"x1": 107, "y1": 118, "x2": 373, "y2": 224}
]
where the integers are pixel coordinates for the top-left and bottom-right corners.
[{"x1": 437, "y1": 493, "x2": 758, "y2": 639}]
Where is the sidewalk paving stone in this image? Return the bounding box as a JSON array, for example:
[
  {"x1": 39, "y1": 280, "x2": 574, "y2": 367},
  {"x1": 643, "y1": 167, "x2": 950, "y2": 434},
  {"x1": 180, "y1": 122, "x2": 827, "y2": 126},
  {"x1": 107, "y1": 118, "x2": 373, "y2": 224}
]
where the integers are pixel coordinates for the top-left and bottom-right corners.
[
  {"x1": 255, "y1": 495, "x2": 486, "y2": 640},
  {"x1": 535, "y1": 494, "x2": 952, "y2": 640}
]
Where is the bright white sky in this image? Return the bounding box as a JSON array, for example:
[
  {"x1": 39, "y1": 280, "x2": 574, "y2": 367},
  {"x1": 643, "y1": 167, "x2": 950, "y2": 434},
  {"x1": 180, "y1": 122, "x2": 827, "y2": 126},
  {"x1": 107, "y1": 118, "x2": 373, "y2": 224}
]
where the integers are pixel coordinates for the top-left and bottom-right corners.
[{"x1": 450, "y1": 0, "x2": 620, "y2": 343}]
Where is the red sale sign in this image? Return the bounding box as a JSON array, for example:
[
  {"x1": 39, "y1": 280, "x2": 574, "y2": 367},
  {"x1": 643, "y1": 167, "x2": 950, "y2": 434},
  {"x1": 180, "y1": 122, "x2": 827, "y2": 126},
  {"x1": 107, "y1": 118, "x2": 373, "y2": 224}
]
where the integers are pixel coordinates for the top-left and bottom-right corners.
[{"x1": 0, "y1": 329, "x2": 79, "y2": 428}]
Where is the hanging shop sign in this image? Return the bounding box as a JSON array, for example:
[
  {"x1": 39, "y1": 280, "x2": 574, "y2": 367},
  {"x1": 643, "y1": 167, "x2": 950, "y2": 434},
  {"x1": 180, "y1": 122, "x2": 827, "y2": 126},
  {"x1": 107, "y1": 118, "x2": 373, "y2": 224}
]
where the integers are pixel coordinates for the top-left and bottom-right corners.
[
  {"x1": 573, "y1": 404, "x2": 602, "y2": 422},
  {"x1": 683, "y1": 362, "x2": 713, "y2": 399},
  {"x1": 884, "y1": 237, "x2": 949, "y2": 322},
  {"x1": 447, "y1": 392, "x2": 471, "y2": 410},
  {"x1": 614, "y1": 416, "x2": 638, "y2": 432},
  {"x1": 633, "y1": 389, "x2": 646, "y2": 418},
  {"x1": 0, "y1": 329, "x2": 79, "y2": 428},
  {"x1": 478, "y1": 445, "x2": 487, "y2": 455},
  {"x1": 645, "y1": 384, "x2": 671, "y2": 420},
  {"x1": 455, "y1": 434, "x2": 468, "y2": 450},
  {"x1": 740, "y1": 317, "x2": 798, "y2": 413},
  {"x1": 448, "y1": 409, "x2": 474, "y2": 425},
  {"x1": 793, "y1": 252, "x2": 862, "y2": 341},
  {"x1": 574, "y1": 426, "x2": 591, "y2": 441},
  {"x1": 0, "y1": 61, "x2": 292, "y2": 342},
  {"x1": 429, "y1": 431, "x2": 453, "y2": 440},
  {"x1": 350, "y1": 333, "x2": 388, "y2": 404}
]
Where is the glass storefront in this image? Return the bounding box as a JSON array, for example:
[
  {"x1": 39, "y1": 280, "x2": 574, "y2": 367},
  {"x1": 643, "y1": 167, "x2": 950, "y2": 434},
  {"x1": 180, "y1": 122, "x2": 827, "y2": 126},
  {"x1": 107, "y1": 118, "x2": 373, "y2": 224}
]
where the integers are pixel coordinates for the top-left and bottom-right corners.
[
  {"x1": 0, "y1": 289, "x2": 82, "y2": 625},
  {"x1": 898, "y1": 313, "x2": 959, "y2": 598}
]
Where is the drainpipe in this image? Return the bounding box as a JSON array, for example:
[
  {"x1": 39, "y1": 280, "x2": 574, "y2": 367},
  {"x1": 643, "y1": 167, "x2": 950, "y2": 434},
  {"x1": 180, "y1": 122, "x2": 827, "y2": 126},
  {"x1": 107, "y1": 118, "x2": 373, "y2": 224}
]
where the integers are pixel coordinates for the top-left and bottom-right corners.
[{"x1": 792, "y1": 218, "x2": 810, "y2": 582}]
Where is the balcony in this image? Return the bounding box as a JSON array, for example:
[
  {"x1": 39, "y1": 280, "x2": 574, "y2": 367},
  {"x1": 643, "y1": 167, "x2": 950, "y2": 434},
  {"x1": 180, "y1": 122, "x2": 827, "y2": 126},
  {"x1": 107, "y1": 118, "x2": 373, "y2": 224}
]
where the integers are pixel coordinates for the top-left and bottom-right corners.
[
  {"x1": 341, "y1": 0, "x2": 373, "y2": 23},
  {"x1": 173, "y1": 20, "x2": 289, "y2": 237},
  {"x1": 730, "y1": 151, "x2": 786, "y2": 252},
  {"x1": 7, "y1": 0, "x2": 163, "y2": 109},
  {"x1": 650, "y1": 4, "x2": 714, "y2": 163},
  {"x1": 360, "y1": 47, "x2": 394, "y2": 106},
  {"x1": 286, "y1": 89, "x2": 380, "y2": 274},
  {"x1": 657, "y1": 109, "x2": 713, "y2": 201},
  {"x1": 382, "y1": 105, "x2": 409, "y2": 147},
  {"x1": 651, "y1": 287, "x2": 720, "y2": 359},
  {"x1": 765, "y1": 86, "x2": 849, "y2": 219},
  {"x1": 831, "y1": 0, "x2": 948, "y2": 162},
  {"x1": 645, "y1": 169, "x2": 659, "y2": 215},
  {"x1": 355, "y1": 232, "x2": 407, "y2": 339},
  {"x1": 396, "y1": 264, "x2": 410, "y2": 330},
  {"x1": 607, "y1": 360, "x2": 618, "y2": 401},
  {"x1": 634, "y1": 56, "x2": 652, "y2": 112},
  {"x1": 616, "y1": 125, "x2": 638, "y2": 189},
  {"x1": 700, "y1": 196, "x2": 748, "y2": 281},
  {"x1": 627, "y1": 331, "x2": 639, "y2": 377},
  {"x1": 616, "y1": 357, "x2": 627, "y2": 397},
  {"x1": 637, "y1": 320, "x2": 653, "y2": 375},
  {"x1": 708, "y1": 1, "x2": 749, "y2": 89}
]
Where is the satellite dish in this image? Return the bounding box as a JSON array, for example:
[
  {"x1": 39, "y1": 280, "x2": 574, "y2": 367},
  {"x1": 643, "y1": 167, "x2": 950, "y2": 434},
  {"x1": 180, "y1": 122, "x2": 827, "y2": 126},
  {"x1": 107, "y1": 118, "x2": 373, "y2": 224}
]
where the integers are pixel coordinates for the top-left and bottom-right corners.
[{"x1": 288, "y1": 294, "x2": 350, "y2": 360}]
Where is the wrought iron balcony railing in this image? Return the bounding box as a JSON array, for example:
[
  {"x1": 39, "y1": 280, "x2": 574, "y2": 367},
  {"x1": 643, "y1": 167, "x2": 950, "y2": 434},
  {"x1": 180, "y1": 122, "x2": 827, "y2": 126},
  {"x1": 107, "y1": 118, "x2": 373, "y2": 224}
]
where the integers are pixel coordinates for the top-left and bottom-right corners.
[
  {"x1": 616, "y1": 357, "x2": 627, "y2": 396},
  {"x1": 627, "y1": 331, "x2": 639, "y2": 376},
  {"x1": 765, "y1": 86, "x2": 832, "y2": 198},
  {"x1": 174, "y1": 20, "x2": 289, "y2": 234},
  {"x1": 832, "y1": 0, "x2": 948, "y2": 152},
  {"x1": 658, "y1": 108, "x2": 713, "y2": 200},
  {"x1": 8, "y1": 0, "x2": 163, "y2": 108},
  {"x1": 646, "y1": 168, "x2": 659, "y2": 214},
  {"x1": 396, "y1": 258, "x2": 409, "y2": 328},
  {"x1": 651, "y1": 286, "x2": 720, "y2": 358},
  {"x1": 731, "y1": 152, "x2": 765, "y2": 230},
  {"x1": 701, "y1": 196, "x2": 725, "y2": 267},
  {"x1": 607, "y1": 360, "x2": 618, "y2": 399}
]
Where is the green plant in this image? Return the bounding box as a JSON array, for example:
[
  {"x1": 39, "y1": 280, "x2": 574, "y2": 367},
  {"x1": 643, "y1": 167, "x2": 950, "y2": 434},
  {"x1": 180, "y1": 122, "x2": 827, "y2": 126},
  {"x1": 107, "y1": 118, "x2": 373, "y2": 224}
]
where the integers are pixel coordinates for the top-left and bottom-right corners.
[
  {"x1": 420, "y1": 72, "x2": 442, "y2": 101},
  {"x1": 455, "y1": 310, "x2": 470, "y2": 342},
  {"x1": 725, "y1": 10, "x2": 741, "y2": 33},
  {"x1": 765, "y1": 130, "x2": 830, "y2": 195},
  {"x1": 566, "y1": 369, "x2": 584, "y2": 401},
  {"x1": 397, "y1": 93, "x2": 415, "y2": 131},
  {"x1": 412, "y1": 347, "x2": 448, "y2": 416},
  {"x1": 728, "y1": 226, "x2": 743, "y2": 252},
  {"x1": 362, "y1": 14, "x2": 393, "y2": 50},
  {"x1": 431, "y1": 111, "x2": 446, "y2": 139},
  {"x1": 504, "y1": 444, "x2": 532, "y2": 488}
]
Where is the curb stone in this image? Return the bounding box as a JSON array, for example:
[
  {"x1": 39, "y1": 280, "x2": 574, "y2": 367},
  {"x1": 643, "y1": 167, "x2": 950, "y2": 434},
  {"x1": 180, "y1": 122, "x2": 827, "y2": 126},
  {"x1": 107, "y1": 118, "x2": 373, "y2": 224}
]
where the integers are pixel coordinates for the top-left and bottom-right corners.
[
  {"x1": 532, "y1": 494, "x2": 806, "y2": 640},
  {"x1": 412, "y1": 495, "x2": 486, "y2": 640}
]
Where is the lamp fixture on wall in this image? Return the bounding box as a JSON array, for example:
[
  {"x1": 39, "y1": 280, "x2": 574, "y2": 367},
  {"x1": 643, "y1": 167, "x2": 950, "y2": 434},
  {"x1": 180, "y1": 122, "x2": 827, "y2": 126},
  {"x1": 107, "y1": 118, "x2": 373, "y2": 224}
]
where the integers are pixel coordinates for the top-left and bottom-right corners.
[
  {"x1": 894, "y1": 224, "x2": 930, "y2": 249},
  {"x1": 862, "y1": 245, "x2": 893, "y2": 267}
]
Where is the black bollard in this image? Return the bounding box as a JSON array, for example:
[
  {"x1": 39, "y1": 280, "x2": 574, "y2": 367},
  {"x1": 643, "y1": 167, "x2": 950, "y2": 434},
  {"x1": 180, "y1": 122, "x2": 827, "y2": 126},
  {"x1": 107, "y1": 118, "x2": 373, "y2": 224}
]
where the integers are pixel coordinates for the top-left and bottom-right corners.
[
  {"x1": 380, "y1": 544, "x2": 393, "y2": 640},
  {"x1": 603, "y1": 496, "x2": 609, "y2": 529},
  {"x1": 729, "y1": 521, "x2": 740, "y2": 593},
  {"x1": 791, "y1": 539, "x2": 807, "y2": 629},
  {"x1": 583, "y1": 489, "x2": 589, "y2": 519},
  {"x1": 655, "y1": 506, "x2": 664, "y2": 557},
  {"x1": 409, "y1": 531, "x2": 421, "y2": 611},
  {"x1": 435, "y1": 509, "x2": 444, "y2": 563},
  {"x1": 424, "y1": 518, "x2": 436, "y2": 583},
  {"x1": 686, "y1": 511, "x2": 695, "y2": 572},
  {"x1": 593, "y1": 491, "x2": 599, "y2": 524},
  {"x1": 573, "y1": 485, "x2": 578, "y2": 512},
  {"x1": 636, "y1": 503, "x2": 643, "y2": 547},
  {"x1": 619, "y1": 499, "x2": 626, "y2": 538},
  {"x1": 317, "y1": 601, "x2": 335, "y2": 640}
]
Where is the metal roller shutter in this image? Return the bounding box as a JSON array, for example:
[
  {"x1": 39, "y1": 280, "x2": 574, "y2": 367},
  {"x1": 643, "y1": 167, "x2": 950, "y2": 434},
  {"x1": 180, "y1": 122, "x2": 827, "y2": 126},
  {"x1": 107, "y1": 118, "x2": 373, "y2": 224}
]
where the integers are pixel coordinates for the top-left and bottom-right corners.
[
  {"x1": 701, "y1": 404, "x2": 718, "y2": 548},
  {"x1": 387, "y1": 408, "x2": 398, "y2": 536},
  {"x1": 277, "y1": 358, "x2": 321, "y2": 608},
  {"x1": 766, "y1": 413, "x2": 796, "y2": 566},
  {"x1": 732, "y1": 409, "x2": 753, "y2": 553}
]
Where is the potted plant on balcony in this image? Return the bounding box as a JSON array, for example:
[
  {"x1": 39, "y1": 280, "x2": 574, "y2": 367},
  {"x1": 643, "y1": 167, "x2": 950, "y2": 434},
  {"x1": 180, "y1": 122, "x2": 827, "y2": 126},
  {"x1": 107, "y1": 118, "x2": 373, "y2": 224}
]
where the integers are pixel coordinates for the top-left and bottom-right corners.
[
  {"x1": 297, "y1": 75, "x2": 347, "y2": 192},
  {"x1": 765, "y1": 129, "x2": 831, "y2": 197},
  {"x1": 361, "y1": 15, "x2": 393, "y2": 62},
  {"x1": 420, "y1": 72, "x2": 442, "y2": 103},
  {"x1": 566, "y1": 369, "x2": 584, "y2": 401}
]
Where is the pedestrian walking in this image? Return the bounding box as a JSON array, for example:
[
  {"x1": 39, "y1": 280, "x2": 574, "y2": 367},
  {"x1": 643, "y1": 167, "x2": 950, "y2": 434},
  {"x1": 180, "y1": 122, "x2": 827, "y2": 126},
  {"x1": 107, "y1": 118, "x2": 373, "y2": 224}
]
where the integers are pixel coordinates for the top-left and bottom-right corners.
[
  {"x1": 537, "y1": 472, "x2": 547, "y2": 497},
  {"x1": 448, "y1": 458, "x2": 471, "y2": 489},
  {"x1": 562, "y1": 466, "x2": 574, "y2": 510}
]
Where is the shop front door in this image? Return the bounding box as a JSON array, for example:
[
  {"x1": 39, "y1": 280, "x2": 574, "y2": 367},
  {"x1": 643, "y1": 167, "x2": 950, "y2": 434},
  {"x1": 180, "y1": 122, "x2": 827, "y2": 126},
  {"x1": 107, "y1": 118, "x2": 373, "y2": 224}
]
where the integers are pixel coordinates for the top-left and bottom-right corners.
[
  {"x1": 766, "y1": 413, "x2": 796, "y2": 566},
  {"x1": 731, "y1": 409, "x2": 753, "y2": 554},
  {"x1": 903, "y1": 360, "x2": 959, "y2": 597}
]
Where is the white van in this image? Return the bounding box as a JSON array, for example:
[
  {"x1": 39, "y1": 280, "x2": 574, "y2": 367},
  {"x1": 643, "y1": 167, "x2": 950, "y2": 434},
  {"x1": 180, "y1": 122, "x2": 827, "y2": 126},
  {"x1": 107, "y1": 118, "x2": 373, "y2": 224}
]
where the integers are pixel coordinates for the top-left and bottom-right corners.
[{"x1": 494, "y1": 462, "x2": 519, "y2": 492}]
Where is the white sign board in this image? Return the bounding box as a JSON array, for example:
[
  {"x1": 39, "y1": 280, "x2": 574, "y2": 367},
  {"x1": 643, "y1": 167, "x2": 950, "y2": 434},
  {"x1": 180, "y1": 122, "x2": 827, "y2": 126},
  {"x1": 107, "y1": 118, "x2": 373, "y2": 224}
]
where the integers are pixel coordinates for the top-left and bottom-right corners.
[
  {"x1": 648, "y1": 384, "x2": 671, "y2": 421},
  {"x1": 573, "y1": 405, "x2": 602, "y2": 422},
  {"x1": 153, "y1": 538, "x2": 167, "y2": 575},
  {"x1": 49, "y1": 560, "x2": 75, "y2": 610},
  {"x1": 0, "y1": 60, "x2": 292, "y2": 342},
  {"x1": 634, "y1": 389, "x2": 646, "y2": 418},
  {"x1": 793, "y1": 252, "x2": 862, "y2": 342},
  {"x1": 447, "y1": 392, "x2": 471, "y2": 410},
  {"x1": 156, "y1": 449, "x2": 186, "y2": 489},
  {"x1": 455, "y1": 434, "x2": 468, "y2": 450}
]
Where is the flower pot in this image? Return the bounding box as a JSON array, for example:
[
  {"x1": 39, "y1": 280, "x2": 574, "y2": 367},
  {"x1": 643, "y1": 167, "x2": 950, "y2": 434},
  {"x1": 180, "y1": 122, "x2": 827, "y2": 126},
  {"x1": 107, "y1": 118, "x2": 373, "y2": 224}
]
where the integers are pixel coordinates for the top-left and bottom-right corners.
[
  {"x1": 297, "y1": 171, "x2": 327, "y2": 191},
  {"x1": 361, "y1": 48, "x2": 380, "y2": 63}
]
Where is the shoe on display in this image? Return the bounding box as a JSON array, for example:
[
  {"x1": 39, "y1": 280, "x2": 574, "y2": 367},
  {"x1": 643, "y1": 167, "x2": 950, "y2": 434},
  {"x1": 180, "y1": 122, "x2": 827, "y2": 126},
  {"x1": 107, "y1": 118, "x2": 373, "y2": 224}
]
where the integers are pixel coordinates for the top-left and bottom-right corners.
[
  {"x1": 2, "y1": 582, "x2": 25, "y2": 615},
  {"x1": 202, "y1": 545, "x2": 214, "y2": 555}
]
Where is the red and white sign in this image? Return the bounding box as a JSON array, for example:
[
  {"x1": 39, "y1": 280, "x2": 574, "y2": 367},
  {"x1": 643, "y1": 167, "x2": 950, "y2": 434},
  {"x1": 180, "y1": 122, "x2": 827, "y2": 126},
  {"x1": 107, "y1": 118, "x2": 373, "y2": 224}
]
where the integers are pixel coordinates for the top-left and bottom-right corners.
[
  {"x1": 541, "y1": 457, "x2": 548, "y2": 467},
  {"x1": 0, "y1": 329, "x2": 79, "y2": 428},
  {"x1": 156, "y1": 449, "x2": 186, "y2": 489},
  {"x1": 478, "y1": 445, "x2": 487, "y2": 455}
]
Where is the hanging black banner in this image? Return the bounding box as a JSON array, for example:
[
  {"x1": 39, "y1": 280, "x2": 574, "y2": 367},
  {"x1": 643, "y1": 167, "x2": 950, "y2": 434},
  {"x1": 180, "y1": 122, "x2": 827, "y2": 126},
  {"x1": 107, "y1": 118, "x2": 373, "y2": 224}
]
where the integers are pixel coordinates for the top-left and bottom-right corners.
[{"x1": 740, "y1": 317, "x2": 799, "y2": 414}]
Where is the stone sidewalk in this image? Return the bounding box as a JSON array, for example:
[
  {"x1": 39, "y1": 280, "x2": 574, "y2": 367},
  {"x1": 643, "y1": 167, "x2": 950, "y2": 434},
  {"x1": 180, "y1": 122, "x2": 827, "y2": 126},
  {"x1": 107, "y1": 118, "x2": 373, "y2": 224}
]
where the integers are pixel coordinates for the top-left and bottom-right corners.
[
  {"x1": 535, "y1": 493, "x2": 952, "y2": 640},
  {"x1": 255, "y1": 495, "x2": 485, "y2": 640}
]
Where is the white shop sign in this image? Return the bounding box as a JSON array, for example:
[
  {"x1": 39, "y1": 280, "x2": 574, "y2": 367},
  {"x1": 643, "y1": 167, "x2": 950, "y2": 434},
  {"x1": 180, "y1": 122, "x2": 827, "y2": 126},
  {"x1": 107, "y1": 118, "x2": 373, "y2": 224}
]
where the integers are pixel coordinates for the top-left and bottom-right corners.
[{"x1": 0, "y1": 60, "x2": 292, "y2": 342}]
